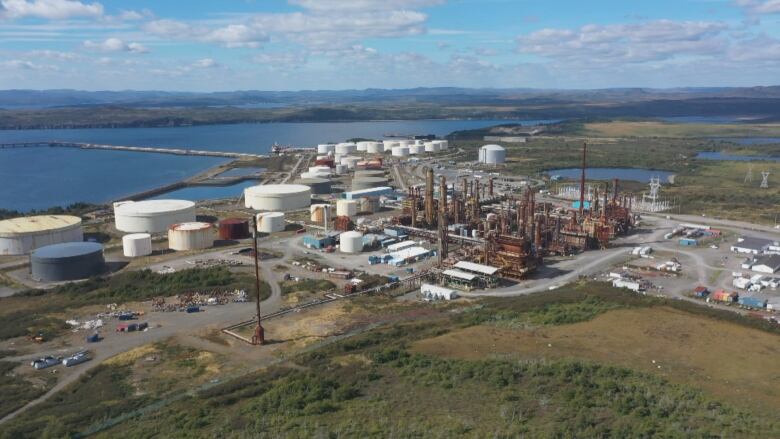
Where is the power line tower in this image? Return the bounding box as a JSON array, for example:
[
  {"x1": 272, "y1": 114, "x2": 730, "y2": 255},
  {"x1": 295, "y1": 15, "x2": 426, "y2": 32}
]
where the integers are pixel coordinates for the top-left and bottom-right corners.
[
  {"x1": 760, "y1": 171, "x2": 770, "y2": 189},
  {"x1": 745, "y1": 164, "x2": 754, "y2": 184}
]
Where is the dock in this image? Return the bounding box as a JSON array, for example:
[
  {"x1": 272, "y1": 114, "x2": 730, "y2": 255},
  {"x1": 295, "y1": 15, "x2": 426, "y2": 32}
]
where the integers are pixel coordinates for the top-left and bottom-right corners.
[{"x1": 0, "y1": 141, "x2": 268, "y2": 159}]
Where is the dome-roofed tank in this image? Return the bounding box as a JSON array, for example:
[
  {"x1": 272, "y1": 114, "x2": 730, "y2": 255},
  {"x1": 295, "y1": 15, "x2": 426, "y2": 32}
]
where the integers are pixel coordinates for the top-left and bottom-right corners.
[
  {"x1": 479, "y1": 144, "x2": 506, "y2": 165},
  {"x1": 0, "y1": 215, "x2": 83, "y2": 255},
  {"x1": 244, "y1": 184, "x2": 311, "y2": 211}
]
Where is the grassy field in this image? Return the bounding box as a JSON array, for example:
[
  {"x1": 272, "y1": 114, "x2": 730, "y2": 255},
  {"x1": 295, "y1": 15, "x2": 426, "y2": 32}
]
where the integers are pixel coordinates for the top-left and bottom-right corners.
[
  {"x1": 582, "y1": 121, "x2": 780, "y2": 138},
  {"x1": 4, "y1": 282, "x2": 778, "y2": 437}
]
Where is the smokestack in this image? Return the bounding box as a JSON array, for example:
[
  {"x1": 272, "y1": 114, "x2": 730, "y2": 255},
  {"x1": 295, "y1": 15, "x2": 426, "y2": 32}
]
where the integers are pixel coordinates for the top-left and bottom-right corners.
[
  {"x1": 579, "y1": 142, "x2": 587, "y2": 217},
  {"x1": 425, "y1": 167, "x2": 435, "y2": 225},
  {"x1": 439, "y1": 175, "x2": 447, "y2": 214},
  {"x1": 603, "y1": 182, "x2": 608, "y2": 219},
  {"x1": 489, "y1": 177, "x2": 494, "y2": 197},
  {"x1": 613, "y1": 178, "x2": 619, "y2": 203}
]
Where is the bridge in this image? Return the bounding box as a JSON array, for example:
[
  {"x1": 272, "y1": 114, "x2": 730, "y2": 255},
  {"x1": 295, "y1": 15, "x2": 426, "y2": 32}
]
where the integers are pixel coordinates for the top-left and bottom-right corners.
[{"x1": 0, "y1": 141, "x2": 268, "y2": 159}]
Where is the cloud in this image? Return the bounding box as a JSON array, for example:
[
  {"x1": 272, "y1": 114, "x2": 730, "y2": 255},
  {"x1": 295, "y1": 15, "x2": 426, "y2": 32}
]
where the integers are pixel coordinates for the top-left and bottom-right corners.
[
  {"x1": 27, "y1": 49, "x2": 78, "y2": 60},
  {"x1": 735, "y1": 0, "x2": 780, "y2": 14},
  {"x1": 0, "y1": 0, "x2": 103, "y2": 20},
  {"x1": 83, "y1": 37, "x2": 148, "y2": 53},
  {"x1": 192, "y1": 58, "x2": 217, "y2": 68},
  {"x1": 203, "y1": 24, "x2": 267, "y2": 48},
  {"x1": 1, "y1": 59, "x2": 58, "y2": 70},
  {"x1": 288, "y1": 0, "x2": 444, "y2": 12}
]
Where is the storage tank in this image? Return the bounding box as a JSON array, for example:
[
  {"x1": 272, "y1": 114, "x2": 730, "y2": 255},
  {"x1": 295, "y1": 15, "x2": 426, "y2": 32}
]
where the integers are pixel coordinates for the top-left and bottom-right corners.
[
  {"x1": 397, "y1": 140, "x2": 411, "y2": 147},
  {"x1": 31, "y1": 242, "x2": 104, "y2": 282},
  {"x1": 256, "y1": 212, "x2": 286, "y2": 234},
  {"x1": 114, "y1": 199, "x2": 196, "y2": 234},
  {"x1": 309, "y1": 165, "x2": 332, "y2": 175},
  {"x1": 0, "y1": 215, "x2": 83, "y2": 255},
  {"x1": 366, "y1": 142, "x2": 383, "y2": 154},
  {"x1": 340, "y1": 156, "x2": 361, "y2": 169},
  {"x1": 310, "y1": 204, "x2": 332, "y2": 222},
  {"x1": 424, "y1": 142, "x2": 440, "y2": 153},
  {"x1": 218, "y1": 218, "x2": 249, "y2": 240},
  {"x1": 392, "y1": 146, "x2": 410, "y2": 157},
  {"x1": 317, "y1": 144, "x2": 335, "y2": 154},
  {"x1": 352, "y1": 177, "x2": 389, "y2": 191},
  {"x1": 168, "y1": 222, "x2": 214, "y2": 251},
  {"x1": 356, "y1": 141, "x2": 371, "y2": 152},
  {"x1": 122, "y1": 233, "x2": 152, "y2": 257},
  {"x1": 409, "y1": 144, "x2": 424, "y2": 155},
  {"x1": 335, "y1": 143, "x2": 356, "y2": 155},
  {"x1": 339, "y1": 231, "x2": 363, "y2": 253},
  {"x1": 479, "y1": 144, "x2": 506, "y2": 165},
  {"x1": 382, "y1": 140, "x2": 398, "y2": 152},
  {"x1": 354, "y1": 170, "x2": 385, "y2": 178},
  {"x1": 335, "y1": 164, "x2": 347, "y2": 175},
  {"x1": 293, "y1": 177, "x2": 332, "y2": 194},
  {"x1": 336, "y1": 199, "x2": 358, "y2": 217},
  {"x1": 244, "y1": 184, "x2": 311, "y2": 211},
  {"x1": 433, "y1": 140, "x2": 448, "y2": 150}
]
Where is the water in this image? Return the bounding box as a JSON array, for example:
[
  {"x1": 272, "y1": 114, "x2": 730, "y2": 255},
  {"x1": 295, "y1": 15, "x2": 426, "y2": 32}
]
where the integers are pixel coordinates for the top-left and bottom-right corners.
[
  {"x1": 546, "y1": 167, "x2": 675, "y2": 183},
  {"x1": 696, "y1": 151, "x2": 780, "y2": 162},
  {"x1": 707, "y1": 137, "x2": 780, "y2": 145},
  {"x1": 150, "y1": 180, "x2": 259, "y2": 201},
  {"x1": 0, "y1": 119, "x2": 551, "y2": 211}
]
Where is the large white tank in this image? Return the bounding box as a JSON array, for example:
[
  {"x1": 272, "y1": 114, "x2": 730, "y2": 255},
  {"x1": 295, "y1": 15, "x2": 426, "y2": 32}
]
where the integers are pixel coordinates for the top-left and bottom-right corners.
[
  {"x1": 414, "y1": 139, "x2": 424, "y2": 146},
  {"x1": 122, "y1": 233, "x2": 152, "y2": 257},
  {"x1": 341, "y1": 156, "x2": 361, "y2": 169},
  {"x1": 382, "y1": 140, "x2": 398, "y2": 152},
  {"x1": 256, "y1": 212, "x2": 286, "y2": 233},
  {"x1": 308, "y1": 166, "x2": 332, "y2": 176},
  {"x1": 396, "y1": 140, "x2": 411, "y2": 147},
  {"x1": 317, "y1": 144, "x2": 335, "y2": 154},
  {"x1": 409, "y1": 144, "x2": 424, "y2": 155},
  {"x1": 392, "y1": 146, "x2": 410, "y2": 157},
  {"x1": 339, "y1": 231, "x2": 363, "y2": 254},
  {"x1": 479, "y1": 144, "x2": 507, "y2": 165},
  {"x1": 433, "y1": 140, "x2": 449, "y2": 150},
  {"x1": 424, "y1": 142, "x2": 440, "y2": 153},
  {"x1": 244, "y1": 184, "x2": 311, "y2": 211},
  {"x1": 168, "y1": 222, "x2": 213, "y2": 251},
  {"x1": 0, "y1": 215, "x2": 83, "y2": 255},
  {"x1": 115, "y1": 200, "x2": 196, "y2": 234},
  {"x1": 356, "y1": 141, "x2": 371, "y2": 152},
  {"x1": 366, "y1": 142, "x2": 383, "y2": 154},
  {"x1": 336, "y1": 199, "x2": 358, "y2": 217},
  {"x1": 335, "y1": 142, "x2": 356, "y2": 154}
]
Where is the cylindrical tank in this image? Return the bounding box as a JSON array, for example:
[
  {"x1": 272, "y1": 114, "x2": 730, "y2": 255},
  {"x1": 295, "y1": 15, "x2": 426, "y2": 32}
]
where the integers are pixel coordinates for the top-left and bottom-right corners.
[
  {"x1": 356, "y1": 141, "x2": 371, "y2": 152},
  {"x1": 310, "y1": 204, "x2": 331, "y2": 222},
  {"x1": 31, "y1": 242, "x2": 104, "y2": 282},
  {"x1": 168, "y1": 222, "x2": 214, "y2": 251},
  {"x1": 293, "y1": 178, "x2": 332, "y2": 195},
  {"x1": 218, "y1": 218, "x2": 249, "y2": 240},
  {"x1": 339, "y1": 231, "x2": 363, "y2": 254},
  {"x1": 409, "y1": 144, "x2": 424, "y2": 155},
  {"x1": 366, "y1": 142, "x2": 383, "y2": 154},
  {"x1": 392, "y1": 146, "x2": 410, "y2": 157},
  {"x1": 256, "y1": 212, "x2": 286, "y2": 234},
  {"x1": 397, "y1": 140, "x2": 411, "y2": 147},
  {"x1": 424, "y1": 142, "x2": 440, "y2": 153},
  {"x1": 382, "y1": 140, "x2": 398, "y2": 152},
  {"x1": 309, "y1": 165, "x2": 331, "y2": 174},
  {"x1": 479, "y1": 144, "x2": 507, "y2": 165},
  {"x1": 354, "y1": 170, "x2": 385, "y2": 178},
  {"x1": 317, "y1": 144, "x2": 335, "y2": 154},
  {"x1": 336, "y1": 199, "x2": 358, "y2": 217},
  {"x1": 433, "y1": 140, "x2": 448, "y2": 150},
  {"x1": 414, "y1": 139, "x2": 424, "y2": 146},
  {"x1": 244, "y1": 184, "x2": 311, "y2": 211},
  {"x1": 114, "y1": 200, "x2": 196, "y2": 234},
  {"x1": 352, "y1": 177, "x2": 389, "y2": 191},
  {"x1": 122, "y1": 233, "x2": 152, "y2": 257},
  {"x1": 335, "y1": 164, "x2": 347, "y2": 174},
  {"x1": 0, "y1": 215, "x2": 83, "y2": 255},
  {"x1": 340, "y1": 156, "x2": 360, "y2": 169},
  {"x1": 335, "y1": 142, "x2": 356, "y2": 155}
]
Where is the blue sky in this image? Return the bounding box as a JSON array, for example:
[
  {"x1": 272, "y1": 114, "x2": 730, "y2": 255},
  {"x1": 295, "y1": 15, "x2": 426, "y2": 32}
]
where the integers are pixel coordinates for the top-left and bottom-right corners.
[{"x1": 1, "y1": 0, "x2": 780, "y2": 90}]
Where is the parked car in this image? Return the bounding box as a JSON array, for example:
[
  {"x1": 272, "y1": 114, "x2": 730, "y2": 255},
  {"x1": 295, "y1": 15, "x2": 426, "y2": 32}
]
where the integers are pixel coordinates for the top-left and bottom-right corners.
[
  {"x1": 63, "y1": 351, "x2": 91, "y2": 367},
  {"x1": 31, "y1": 356, "x2": 61, "y2": 370}
]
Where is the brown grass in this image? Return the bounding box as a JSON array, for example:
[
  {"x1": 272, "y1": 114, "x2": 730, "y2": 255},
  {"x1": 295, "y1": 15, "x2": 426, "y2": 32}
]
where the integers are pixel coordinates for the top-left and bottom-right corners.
[{"x1": 412, "y1": 306, "x2": 780, "y2": 413}]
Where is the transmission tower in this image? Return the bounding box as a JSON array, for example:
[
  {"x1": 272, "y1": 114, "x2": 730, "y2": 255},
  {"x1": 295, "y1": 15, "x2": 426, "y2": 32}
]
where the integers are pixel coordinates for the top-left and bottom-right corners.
[
  {"x1": 745, "y1": 164, "x2": 754, "y2": 184},
  {"x1": 761, "y1": 171, "x2": 770, "y2": 189}
]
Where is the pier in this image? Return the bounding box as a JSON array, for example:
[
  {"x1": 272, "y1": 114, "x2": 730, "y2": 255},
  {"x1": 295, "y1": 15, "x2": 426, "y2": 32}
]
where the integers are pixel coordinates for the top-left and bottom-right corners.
[{"x1": 0, "y1": 141, "x2": 268, "y2": 159}]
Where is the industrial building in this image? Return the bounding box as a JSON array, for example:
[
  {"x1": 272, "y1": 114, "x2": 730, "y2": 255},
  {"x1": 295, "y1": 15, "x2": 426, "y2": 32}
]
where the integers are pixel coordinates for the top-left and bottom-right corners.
[
  {"x1": 751, "y1": 254, "x2": 780, "y2": 274},
  {"x1": 114, "y1": 199, "x2": 196, "y2": 234},
  {"x1": 244, "y1": 184, "x2": 311, "y2": 211},
  {"x1": 421, "y1": 283, "x2": 458, "y2": 301},
  {"x1": 256, "y1": 212, "x2": 286, "y2": 234},
  {"x1": 218, "y1": 218, "x2": 250, "y2": 240},
  {"x1": 386, "y1": 246, "x2": 430, "y2": 266},
  {"x1": 303, "y1": 233, "x2": 338, "y2": 249},
  {"x1": 0, "y1": 215, "x2": 83, "y2": 255},
  {"x1": 168, "y1": 222, "x2": 214, "y2": 251},
  {"x1": 122, "y1": 233, "x2": 152, "y2": 257},
  {"x1": 479, "y1": 144, "x2": 506, "y2": 165},
  {"x1": 31, "y1": 242, "x2": 105, "y2": 282},
  {"x1": 730, "y1": 236, "x2": 773, "y2": 255}
]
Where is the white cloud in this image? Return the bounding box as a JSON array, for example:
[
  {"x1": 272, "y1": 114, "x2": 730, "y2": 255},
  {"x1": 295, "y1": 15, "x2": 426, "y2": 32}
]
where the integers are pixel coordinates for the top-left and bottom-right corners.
[
  {"x1": 27, "y1": 49, "x2": 78, "y2": 60},
  {"x1": 192, "y1": 58, "x2": 217, "y2": 68},
  {"x1": 735, "y1": 0, "x2": 780, "y2": 14},
  {"x1": 0, "y1": 0, "x2": 103, "y2": 20},
  {"x1": 2, "y1": 59, "x2": 58, "y2": 70},
  {"x1": 203, "y1": 24, "x2": 267, "y2": 48},
  {"x1": 143, "y1": 19, "x2": 193, "y2": 38},
  {"x1": 288, "y1": 0, "x2": 444, "y2": 12},
  {"x1": 83, "y1": 37, "x2": 148, "y2": 53}
]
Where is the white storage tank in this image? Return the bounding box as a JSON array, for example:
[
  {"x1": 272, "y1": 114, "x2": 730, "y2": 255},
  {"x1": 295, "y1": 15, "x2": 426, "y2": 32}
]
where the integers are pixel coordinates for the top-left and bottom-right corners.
[
  {"x1": 244, "y1": 184, "x2": 311, "y2": 211},
  {"x1": 479, "y1": 144, "x2": 506, "y2": 165},
  {"x1": 340, "y1": 231, "x2": 363, "y2": 254},
  {"x1": 335, "y1": 142, "x2": 356, "y2": 155},
  {"x1": 336, "y1": 199, "x2": 358, "y2": 217},
  {"x1": 168, "y1": 222, "x2": 213, "y2": 251},
  {"x1": 335, "y1": 164, "x2": 347, "y2": 174},
  {"x1": 382, "y1": 140, "x2": 398, "y2": 152},
  {"x1": 366, "y1": 142, "x2": 383, "y2": 154},
  {"x1": 356, "y1": 141, "x2": 371, "y2": 152},
  {"x1": 115, "y1": 200, "x2": 196, "y2": 234},
  {"x1": 341, "y1": 156, "x2": 361, "y2": 169},
  {"x1": 317, "y1": 144, "x2": 335, "y2": 154},
  {"x1": 256, "y1": 212, "x2": 286, "y2": 233},
  {"x1": 392, "y1": 146, "x2": 410, "y2": 157},
  {"x1": 0, "y1": 215, "x2": 83, "y2": 255},
  {"x1": 122, "y1": 233, "x2": 152, "y2": 257},
  {"x1": 433, "y1": 140, "x2": 448, "y2": 150},
  {"x1": 409, "y1": 144, "x2": 424, "y2": 155},
  {"x1": 414, "y1": 139, "x2": 424, "y2": 146},
  {"x1": 424, "y1": 142, "x2": 440, "y2": 153},
  {"x1": 397, "y1": 140, "x2": 411, "y2": 147}
]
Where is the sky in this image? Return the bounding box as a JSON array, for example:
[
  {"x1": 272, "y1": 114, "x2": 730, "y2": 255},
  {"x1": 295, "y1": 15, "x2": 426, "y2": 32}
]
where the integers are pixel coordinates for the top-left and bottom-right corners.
[{"x1": 1, "y1": 0, "x2": 780, "y2": 91}]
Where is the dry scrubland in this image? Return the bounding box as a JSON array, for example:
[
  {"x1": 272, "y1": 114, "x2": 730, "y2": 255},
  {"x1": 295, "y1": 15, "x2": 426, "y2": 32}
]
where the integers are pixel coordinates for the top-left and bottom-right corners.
[{"x1": 583, "y1": 121, "x2": 780, "y2": 138}]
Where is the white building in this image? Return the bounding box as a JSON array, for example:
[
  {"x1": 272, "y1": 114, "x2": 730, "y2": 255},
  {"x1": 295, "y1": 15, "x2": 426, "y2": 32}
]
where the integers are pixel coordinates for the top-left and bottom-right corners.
[
  {"x1": 421, "y1": 284, "x2": 458, "y2": 301},
  {"x1": 751, "y1": 254, "x2": 780, "y2": 274},
  {"x1": 730, "y1": 236, "x2": 772, "y2": 255}
]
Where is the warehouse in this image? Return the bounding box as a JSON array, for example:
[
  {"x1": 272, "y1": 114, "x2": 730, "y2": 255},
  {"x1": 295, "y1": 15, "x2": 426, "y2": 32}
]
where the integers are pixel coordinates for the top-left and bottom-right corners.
[
  {"x1": 386, "y1": 246, "x2": 430, "y2": 266},
  {"x1": 303, "y1": 233, "x2": 339, "y2": 249},
  {"x1": 0, "y1": 215, "x2": 83, "y2": 255},
  {"x1": 31, "y1": 242, "x2": 105, "y2": 282},
  {"x1": 442, "y1": 269, "x2": 479, "y2": 290},
  {"x1": 114, "y1": 199, "x2": 196, "y2": 234},
  {"x1": 730, "y1": 236, "x2": 772, "y2": 255},
  {"x1": 244, "y1": 184, "x2": 311, "y2": 211},
  {"x1": 421, "y1": 284, "x2": 458, "y2": 301},
  {"x1": 751, "y1": 254, "x2": 780, "y2": 274}
]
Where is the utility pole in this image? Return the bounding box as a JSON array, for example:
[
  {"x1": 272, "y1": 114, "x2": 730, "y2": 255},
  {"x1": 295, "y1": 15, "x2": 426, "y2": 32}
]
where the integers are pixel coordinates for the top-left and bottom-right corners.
[{"x1": 251, "y1": 216, "x2": 265, "y2": 346}]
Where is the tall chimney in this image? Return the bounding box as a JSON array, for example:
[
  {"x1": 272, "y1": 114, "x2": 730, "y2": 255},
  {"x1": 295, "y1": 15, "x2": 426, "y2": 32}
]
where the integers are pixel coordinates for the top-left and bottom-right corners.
[{"x1": 579, "y1": 142, "x2": 587, "y2": 217}]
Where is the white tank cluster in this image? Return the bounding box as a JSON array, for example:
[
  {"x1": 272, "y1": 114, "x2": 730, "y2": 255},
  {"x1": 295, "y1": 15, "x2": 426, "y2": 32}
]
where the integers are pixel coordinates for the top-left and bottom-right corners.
[
  {"x1": 479, "y1": 144, "x2": 507, "y2": 165},
  {"x1": 256, "y1": 212, "x2": 286, "y2": 233},
  {"x1": 366, "y1": 142, "x2": 383, "y2": 154},
  {"x1": 340, "y1": 156, "x2": 361, "y2": 169},
  {"x1": 122, "y1": 233, "x2": 152, "y2": 257},
  {"x1": 336, "y1": 199, "x2": 358, "y2": 217},
  {"x1": 409, "y1": 144, "x2": 424, "y2": 155},
  {"x1": 114, "y1": 200, "x2": 196, "y2": 234},
  {"x1": 317, "y1": 144, "x2": 335, "y2": 154},
  {"x1": 424, "y1": 141, "x2": 440, "y2": 153},
  {"x1": 392, "y1": 146, "x2": 410, "y2": 157},
  {"x1": 168, "y1": 222, "x2": 214, "y2": 251},
  {"x1": 244, "y1": 184, "x2": 311, "y2": 211},
  {"x1": 382, "y1": 140, "x2": 398, "y2": 152},
  {"x1": 335, "y1": 142, "x2": 356, "y2": 155},
  {"x1": 433, "y1": 140, "x2": 449, "y2": 150},
  {"x1": 356, "y1": 141, "x2": 371, "y2": 152},
  {"x1": 339, "y1": 231, "x2": 363, "y2": 254},
  {"x1": 396, "y1": 139, "x2": 411, "y2": 147},
  {"x1": 0, "y1": 215, "x2": 83, "y2": 255}
]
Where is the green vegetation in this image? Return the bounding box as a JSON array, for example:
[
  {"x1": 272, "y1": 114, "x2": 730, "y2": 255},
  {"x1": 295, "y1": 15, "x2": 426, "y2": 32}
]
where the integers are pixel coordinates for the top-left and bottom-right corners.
[
  {"x1": 281, "y1": 278, "x2": 336, "y2": 295},
  {"x1": 581, "y1": 120, "x2": 780, "y2": 138},
  {"x1": 0, "y1": 202, "x2": 100, "y2": 220},
  {"x1": 0, "y1": 361, "x2": 54, "y2": 419},
  {"x1": 0, "y1": 267, "x2": 262, "y2": 341}
]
